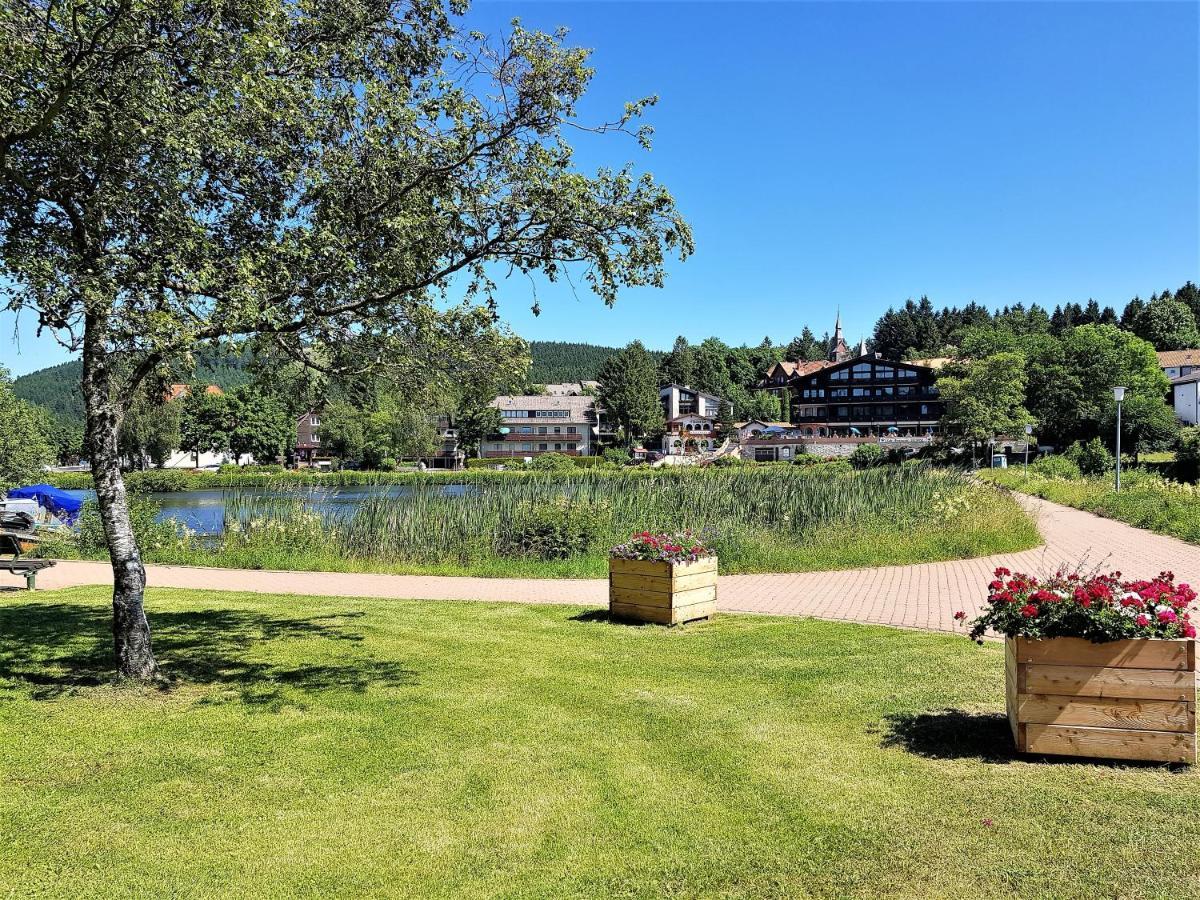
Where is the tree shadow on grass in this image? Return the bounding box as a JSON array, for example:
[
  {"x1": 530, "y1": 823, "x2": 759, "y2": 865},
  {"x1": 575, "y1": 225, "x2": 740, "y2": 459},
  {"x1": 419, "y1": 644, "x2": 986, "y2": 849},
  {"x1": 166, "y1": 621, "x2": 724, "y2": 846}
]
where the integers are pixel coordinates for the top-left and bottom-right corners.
[
  {"x1": 0, "y1": 601, "x2": 416, "y2": 704},
  {"x1": 568, "y1": 609, "x2": 674, "y2": 628}
]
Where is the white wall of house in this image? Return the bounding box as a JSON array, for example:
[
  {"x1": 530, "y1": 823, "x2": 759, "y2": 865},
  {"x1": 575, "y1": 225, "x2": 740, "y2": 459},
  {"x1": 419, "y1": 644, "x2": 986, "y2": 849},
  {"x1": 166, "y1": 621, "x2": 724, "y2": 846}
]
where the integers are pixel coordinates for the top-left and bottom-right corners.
[
  {"x1": 162, "y1": 449, "x2": 248, "y2": 469},
  {"x1": 1174, "y1": 382, "x2": 1199, "y2": 425}
]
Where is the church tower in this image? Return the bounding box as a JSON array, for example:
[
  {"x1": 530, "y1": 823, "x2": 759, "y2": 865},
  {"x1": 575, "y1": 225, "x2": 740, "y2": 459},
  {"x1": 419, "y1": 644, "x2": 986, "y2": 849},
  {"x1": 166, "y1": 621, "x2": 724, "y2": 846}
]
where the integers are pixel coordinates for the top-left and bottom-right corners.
[{"x1": 828, "y1": 309, "x2": 851, "y2": 362}]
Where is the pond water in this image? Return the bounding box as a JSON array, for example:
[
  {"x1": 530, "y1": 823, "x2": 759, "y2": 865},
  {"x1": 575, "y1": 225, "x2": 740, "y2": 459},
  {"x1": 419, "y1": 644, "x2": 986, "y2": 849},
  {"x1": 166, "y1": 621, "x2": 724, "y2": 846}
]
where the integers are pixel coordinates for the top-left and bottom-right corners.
[{"x1": 64, "y1": 483, "x2": 474, "y2": 536}]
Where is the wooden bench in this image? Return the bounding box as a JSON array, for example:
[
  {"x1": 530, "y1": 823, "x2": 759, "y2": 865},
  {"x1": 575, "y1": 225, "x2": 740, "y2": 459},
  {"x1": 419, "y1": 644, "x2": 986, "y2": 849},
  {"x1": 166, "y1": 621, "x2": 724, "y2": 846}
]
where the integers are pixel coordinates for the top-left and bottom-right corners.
[{"x1": 0, "y1": 557, "x2": 56, "y2": 590}]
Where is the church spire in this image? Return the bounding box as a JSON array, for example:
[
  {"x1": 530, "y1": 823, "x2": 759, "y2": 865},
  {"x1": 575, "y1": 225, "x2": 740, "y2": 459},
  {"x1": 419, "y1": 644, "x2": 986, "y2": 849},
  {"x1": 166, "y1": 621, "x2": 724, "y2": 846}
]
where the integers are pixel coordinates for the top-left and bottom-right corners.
[{"x1": 833, "y1": 307, "x2": 843, "y2": 343}]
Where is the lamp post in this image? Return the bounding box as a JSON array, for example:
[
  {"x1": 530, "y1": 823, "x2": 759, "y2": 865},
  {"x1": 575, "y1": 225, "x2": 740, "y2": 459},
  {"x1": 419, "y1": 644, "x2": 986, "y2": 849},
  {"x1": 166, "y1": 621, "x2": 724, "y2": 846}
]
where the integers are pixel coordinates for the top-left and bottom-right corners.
[
  {"x1": 1112, "y1": 386, "x2": 1126, "y2": 492},
  {"x1": 1024, "y1": 423, "x2": 1033, "y2": 478}
]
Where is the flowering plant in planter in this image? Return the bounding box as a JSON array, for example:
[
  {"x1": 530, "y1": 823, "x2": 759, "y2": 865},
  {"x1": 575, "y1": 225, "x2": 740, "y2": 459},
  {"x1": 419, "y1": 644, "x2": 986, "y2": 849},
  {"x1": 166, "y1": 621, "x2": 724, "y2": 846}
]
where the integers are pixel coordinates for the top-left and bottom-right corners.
[
  {"x1": 957, "y1": 567, "x2": 1197, "y2": 644},
  {"x1": 609, "y1": 530, "x2": 713, "y2": 565}
]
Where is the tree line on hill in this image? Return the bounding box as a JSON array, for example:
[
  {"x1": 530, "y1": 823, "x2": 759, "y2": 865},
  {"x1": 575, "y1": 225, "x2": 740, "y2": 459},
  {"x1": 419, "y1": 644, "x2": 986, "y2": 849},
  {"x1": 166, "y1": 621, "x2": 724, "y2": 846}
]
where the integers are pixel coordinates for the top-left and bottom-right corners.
[{"x1": 870, "y1": 282, "x2": 1199, "y2": 359}]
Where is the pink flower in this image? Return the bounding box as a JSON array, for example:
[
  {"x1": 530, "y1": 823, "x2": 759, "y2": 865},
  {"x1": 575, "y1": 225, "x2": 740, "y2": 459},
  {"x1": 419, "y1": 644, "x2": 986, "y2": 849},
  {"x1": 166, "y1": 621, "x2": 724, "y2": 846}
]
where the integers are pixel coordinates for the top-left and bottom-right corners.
[
  {"x1": 1135, "y1": 614, "x2": 1150, "y2": 627},
  {"x1": 1184, "y1": 624, "x2": 1197, "y2": 638},
  {"x1": 1158, "y1": 609, "x2": 1178, "y2": 624}
]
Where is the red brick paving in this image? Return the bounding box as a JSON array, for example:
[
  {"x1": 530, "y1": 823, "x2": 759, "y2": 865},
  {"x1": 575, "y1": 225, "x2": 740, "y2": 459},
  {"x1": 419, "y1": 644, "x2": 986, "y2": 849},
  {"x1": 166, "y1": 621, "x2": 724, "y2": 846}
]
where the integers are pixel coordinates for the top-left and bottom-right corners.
[{"x1": 27, "y1": 495, "x2": 1200, "y2": 635}]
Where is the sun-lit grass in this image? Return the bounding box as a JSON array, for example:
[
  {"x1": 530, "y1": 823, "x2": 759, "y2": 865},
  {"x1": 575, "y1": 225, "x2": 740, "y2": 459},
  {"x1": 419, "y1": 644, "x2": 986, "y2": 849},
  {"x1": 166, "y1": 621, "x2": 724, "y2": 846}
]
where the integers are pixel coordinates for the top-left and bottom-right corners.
[
  {"x1": 983, "y1": 467, "x2": 1200, "y2": 546},
  {"x1": 1, "y1": 586, "x2": 1196, "y2": 898},
  {"x1": 48, "y1": 466, "x2": 1040, "y2": 577}
]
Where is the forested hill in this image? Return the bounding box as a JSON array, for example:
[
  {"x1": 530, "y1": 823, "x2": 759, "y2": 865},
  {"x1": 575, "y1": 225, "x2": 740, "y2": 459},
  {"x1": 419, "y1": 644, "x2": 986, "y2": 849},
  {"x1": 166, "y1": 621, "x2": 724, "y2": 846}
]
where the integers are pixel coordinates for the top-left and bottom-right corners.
[
  {"x1": 12, "y1": 349, "x2": 252, "y2": 425},
  {"x1": 528, "y1": 340, "x2": 664, "y2": 384}
]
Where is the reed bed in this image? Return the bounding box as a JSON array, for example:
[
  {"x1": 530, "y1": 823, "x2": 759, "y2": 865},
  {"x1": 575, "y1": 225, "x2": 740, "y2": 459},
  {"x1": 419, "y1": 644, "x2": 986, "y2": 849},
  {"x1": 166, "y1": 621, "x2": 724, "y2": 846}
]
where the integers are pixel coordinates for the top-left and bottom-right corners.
[{"x1": 194, "y1": 465, "x2": 1038, "y2": 577}]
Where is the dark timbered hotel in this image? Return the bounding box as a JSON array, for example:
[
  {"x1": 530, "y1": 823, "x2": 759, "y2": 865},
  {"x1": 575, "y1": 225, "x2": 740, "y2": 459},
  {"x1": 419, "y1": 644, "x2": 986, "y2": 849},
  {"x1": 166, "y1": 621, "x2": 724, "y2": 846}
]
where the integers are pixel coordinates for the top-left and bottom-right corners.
[{"x1": 754, "y1": 315, "x2": 945, "y2": 440}]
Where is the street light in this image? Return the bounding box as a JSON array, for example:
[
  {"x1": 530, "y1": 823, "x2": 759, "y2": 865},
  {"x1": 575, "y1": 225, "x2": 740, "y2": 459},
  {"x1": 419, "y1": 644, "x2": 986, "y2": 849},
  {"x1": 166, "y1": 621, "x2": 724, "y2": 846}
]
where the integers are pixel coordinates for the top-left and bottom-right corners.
[
  {"x1": 1112, "y1": 386, "x2": 1126, "y2": 492},
  {"x1": 1024, "y1": 423, "x2": 1033, "y2": 478}
]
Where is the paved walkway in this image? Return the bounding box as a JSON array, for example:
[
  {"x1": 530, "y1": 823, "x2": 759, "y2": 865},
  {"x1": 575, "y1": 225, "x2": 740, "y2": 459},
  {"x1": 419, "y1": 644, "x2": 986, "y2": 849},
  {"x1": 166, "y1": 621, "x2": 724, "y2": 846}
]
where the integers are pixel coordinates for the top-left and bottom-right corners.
[{"x1": 23, "y1": 495, "x2": 1200, "y2": 634}]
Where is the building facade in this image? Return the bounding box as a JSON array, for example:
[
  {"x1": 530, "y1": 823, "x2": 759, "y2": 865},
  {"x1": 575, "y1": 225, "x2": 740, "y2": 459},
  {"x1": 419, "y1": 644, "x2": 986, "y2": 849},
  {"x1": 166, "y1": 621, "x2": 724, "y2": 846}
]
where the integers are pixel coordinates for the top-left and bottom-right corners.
[
  {"x1": 483, "y1": 395, "x2": 599, "y2": 458},
  {"x1": 294, "y1": 410, "x2": 325, "y2": 466},
  {"x1": 659, "y1": 384, "x2": 723, "y2": 455},
  {"x1": 757, "y1": 352, "x2": 944, "y2": 439}
]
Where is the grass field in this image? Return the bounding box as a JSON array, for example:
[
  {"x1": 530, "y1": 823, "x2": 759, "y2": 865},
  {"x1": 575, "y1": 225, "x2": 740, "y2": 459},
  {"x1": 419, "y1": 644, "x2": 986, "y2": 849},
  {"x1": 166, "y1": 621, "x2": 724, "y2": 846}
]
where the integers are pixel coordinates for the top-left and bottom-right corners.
[
  {"x1": 983, "y1": 468, "x2": 1200, "y2": 546},
  {"x1": 47, "y1": 466, "x2": 1042, "y2": 578},
  {"x1": 2, "y1": 587, "x2": 1197, "y2": 898}
]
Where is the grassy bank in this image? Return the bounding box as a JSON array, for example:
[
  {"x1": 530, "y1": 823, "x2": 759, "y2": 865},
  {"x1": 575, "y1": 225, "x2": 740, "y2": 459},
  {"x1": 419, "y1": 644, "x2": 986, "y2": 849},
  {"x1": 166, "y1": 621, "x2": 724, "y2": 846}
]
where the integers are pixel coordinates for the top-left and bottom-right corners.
[
  {"x1": 983, "y1": 468, "x2": 1200, "y2": 546},
  {"x1": 2, "y1": 587, "x2": 1196, "y2": 898},
  {"x1": 46, "y1": 466, "x2": 1040, "y2": 577}
]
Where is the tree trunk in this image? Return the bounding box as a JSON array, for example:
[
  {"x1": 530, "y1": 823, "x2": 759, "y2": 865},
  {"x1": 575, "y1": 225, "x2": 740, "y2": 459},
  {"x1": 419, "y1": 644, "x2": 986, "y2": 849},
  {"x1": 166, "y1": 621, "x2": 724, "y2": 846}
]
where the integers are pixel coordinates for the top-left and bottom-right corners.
[{"x1": 82, "y1": 325, "x2": 159, "y2": 680}]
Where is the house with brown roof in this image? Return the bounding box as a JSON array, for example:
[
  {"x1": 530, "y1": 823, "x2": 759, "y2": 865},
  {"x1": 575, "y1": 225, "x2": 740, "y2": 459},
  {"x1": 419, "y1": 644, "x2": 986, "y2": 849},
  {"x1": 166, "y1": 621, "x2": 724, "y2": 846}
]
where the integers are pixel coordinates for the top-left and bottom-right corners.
[
  {"x1": 1157, "y1": 349, "x2": 1200, "y2": 381},
  {"x1": 1171, "y1": 372, "x2": 1199, "y2": 426}
]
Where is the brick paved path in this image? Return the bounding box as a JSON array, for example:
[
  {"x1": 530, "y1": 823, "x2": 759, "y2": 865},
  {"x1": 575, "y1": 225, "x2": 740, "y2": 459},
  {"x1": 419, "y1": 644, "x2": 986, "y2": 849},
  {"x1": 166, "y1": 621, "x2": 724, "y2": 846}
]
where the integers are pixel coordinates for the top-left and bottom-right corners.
[{"x1": 24, "y1": 495, "x2": 1200, "y2": 634}]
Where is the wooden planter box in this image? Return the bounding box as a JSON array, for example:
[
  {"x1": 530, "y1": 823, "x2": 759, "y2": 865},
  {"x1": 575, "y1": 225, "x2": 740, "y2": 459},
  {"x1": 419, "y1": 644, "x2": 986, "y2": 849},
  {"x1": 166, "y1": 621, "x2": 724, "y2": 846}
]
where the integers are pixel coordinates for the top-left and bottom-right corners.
[
  {"x1": 1006, "y1": 636, "x2": 1196, "y2": 764},
  {"x1": 608, "y1": 556, "x2": 718, "y2": 625}
]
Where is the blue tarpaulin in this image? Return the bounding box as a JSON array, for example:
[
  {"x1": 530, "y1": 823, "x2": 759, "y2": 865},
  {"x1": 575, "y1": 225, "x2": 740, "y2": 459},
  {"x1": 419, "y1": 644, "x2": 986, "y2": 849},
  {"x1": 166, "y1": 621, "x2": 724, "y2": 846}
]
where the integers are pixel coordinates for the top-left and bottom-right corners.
[{"x1": 7, "y1": 484, "x2": 84, "y2": 525}]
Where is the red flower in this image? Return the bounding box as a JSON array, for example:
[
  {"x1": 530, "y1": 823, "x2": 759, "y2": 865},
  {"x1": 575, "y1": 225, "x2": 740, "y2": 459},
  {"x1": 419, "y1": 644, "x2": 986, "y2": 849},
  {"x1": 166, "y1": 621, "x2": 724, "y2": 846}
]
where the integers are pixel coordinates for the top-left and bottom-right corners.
[
  {"x1": 1136, "y1": 614, "x2": 1150, "y2": 627},
  {"x1": 1158, "y1": 609, "x2": 1178, "y2": 624},
  {"x1": 1184, "y1": 624, "x2": 1197, "y2": 639},
  {"x1": 994, "y1": 567, "x2": 1011, "y2": 578},
  {"x1": 953, "y1": 610, "x2": 966, "y2": 621},
  {"x1": 1019, "y1": 604, "x2": 1038, "y2": 618}
]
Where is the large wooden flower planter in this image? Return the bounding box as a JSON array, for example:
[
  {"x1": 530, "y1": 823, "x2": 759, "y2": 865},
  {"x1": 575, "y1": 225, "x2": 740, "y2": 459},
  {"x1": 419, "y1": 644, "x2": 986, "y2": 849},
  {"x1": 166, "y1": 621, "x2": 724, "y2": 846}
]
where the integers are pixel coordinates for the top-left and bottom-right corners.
[
  {"x1": 608, "y1": 556, "x2": 717, "y2": 625},
  {"x1": 1006, "y1": 637, "x2": 1196, "y2": 763}
]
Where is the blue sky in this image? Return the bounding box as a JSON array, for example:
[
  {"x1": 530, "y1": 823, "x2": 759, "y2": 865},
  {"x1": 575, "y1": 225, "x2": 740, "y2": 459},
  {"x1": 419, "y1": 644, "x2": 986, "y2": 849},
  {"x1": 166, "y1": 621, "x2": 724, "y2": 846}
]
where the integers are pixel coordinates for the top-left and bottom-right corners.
[{"x1": 2, "y1": 0, "x2": 1197, "y2": 375}]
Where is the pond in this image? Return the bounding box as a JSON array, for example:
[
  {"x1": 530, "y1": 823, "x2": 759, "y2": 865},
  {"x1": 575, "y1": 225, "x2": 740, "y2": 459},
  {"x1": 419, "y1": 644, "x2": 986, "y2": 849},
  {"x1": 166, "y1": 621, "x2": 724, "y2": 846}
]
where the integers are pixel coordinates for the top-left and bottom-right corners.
[{"x1": 64, "y1": 483, "x2": 474, "y2": 536}]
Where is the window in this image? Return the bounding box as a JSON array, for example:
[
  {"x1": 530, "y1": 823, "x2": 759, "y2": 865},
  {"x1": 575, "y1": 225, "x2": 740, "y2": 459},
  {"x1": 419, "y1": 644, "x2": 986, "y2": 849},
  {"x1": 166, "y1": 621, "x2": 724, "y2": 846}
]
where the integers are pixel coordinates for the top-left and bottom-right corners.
[
  {"x1": 897, "y1": 386, "x2": 914, "y2": 397},
  {"x1": 836, "y1": 406, "x2": 849, "y2": 417},
  {"x1": 310, "y1": 416, "x2": 321, "y2": 427},
  {"x1": 554, "y1": 443, "x2": 562, "y2": 451},
  {"x1": 851, "y1": 363, "x2": 873, "y2": 379},
  {"x1": 876, "y1": 386, "x2": 894, "y2": 397},
  {"x1": 920, "y1": 405, "x2": 929, "y2": 416},
  {"x1": 311, "y1": 434, "x2": 320, "y2": 444},
  {"x1": 879, "y1": 405, "x2": 894, "y2": 417},
  {"x1": 898, "y1": 368, "x2": 917, "y2": 379},
  {"x1": 876, "y1": 366, "x2": 895, "y2": 379},
  {"x1": 831, "y1": 388, "x2": 849, "y2": 399},
  {"x1": 503, "y1": 410, "x2": 530, "y2": 418},
  {"x1": 534, "y1": 410, "x2": 570, "y2": 418},
  {"x1": 567, "y1": 426, "x2": 577, "y2": 434},
  {"x1": 852, "y1": 387, "x2": 870, "y2": 397},
  {"x1": 830, "y1": 368, "x2": 849, "y2": 381},
  {"x1": 520, "y1": 426, "x2": 532, "y2": 434},
  {"x1": 567, "y1": 443, "x2": 577, "y2": 451},
  {"x1": 520, "y1": 443, "x2": 532, "y2": 451},
  {"x1": 553, "y1": 426, "x2": 561, "y2": 434},
  {"x1": 538, "y1": 443, "x2": 548, "y2": 451},
  {"x1": 538, "y1": 426, "x2": 547, "y2": 435}
]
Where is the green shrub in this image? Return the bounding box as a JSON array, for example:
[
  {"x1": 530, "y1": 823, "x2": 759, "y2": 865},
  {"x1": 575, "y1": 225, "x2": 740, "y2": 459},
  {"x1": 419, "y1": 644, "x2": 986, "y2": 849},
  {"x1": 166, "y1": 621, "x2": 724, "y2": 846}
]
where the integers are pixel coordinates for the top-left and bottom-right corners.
[
  {"x1": 570, "y1": 455, "x2": 608, "y2": 468},
  {"x1": 124, "y1": 469, "x2": 198, "y2": 493},
  {"x1": 221, "y1": 463, "x2": 285, "y2": 474},
  {"x1": 710, "y1": 454, "x2": 746, "y2": 468},
  {"x1": 1065, "y1": 438, "x2": 1114, "y2": 477},
  {"x1": 528, "y1": 452, "x2": 577, "y2": 472},
  {"x1": 848, "y1": 443, "x2": 886, "y2": 470},
  {"x1": 75, "y1": 497, "x2": 180, "y2": 555},
  {"x1": 1030, "y1": 454, "x2": 1082, "y2": 479},
  {"x1": 792, "y1": 453, "x2": 825, "y2": 467},
  {"x1": 602, "y1": 447, "x2": 632, "y2": 466},
  {"x1": 495, "y1": 497, "x2": 606, "y2": 560},
  {"x1": 1176, "y1": 427, "x2": 1200, "y2": 483},
  {"x1": 465, "y1": 458, "x2": 500, "y2": 469}
]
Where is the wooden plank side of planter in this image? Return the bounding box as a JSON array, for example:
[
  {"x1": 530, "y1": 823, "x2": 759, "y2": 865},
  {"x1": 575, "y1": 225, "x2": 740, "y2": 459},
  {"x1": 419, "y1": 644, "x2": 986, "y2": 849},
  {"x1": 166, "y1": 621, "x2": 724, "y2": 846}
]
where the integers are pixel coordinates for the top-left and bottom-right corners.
[
  {"x1": 1018, "y1": 693, "x2": 1193, "y2": 733},
  {"x1": 1014, "y1": 637, "x2": 1191, "y2": 671},
  {"x1": 1005, "y1": 638, "x2": 1022, "y2": 747},
  {"x1": 609, "y1": 558, "x2": 671, "y2": 578},
  {"x1": 1024, "y1": 723, "x2": 1196, "y2": 764},
  {"x1": 609, "y1": 598, "x2": 714, "y2": 626},
  {"x1": 608, "y1": 556, "x2": 718, "y2": 578},
  {"x1": 609, "y1": 571, "x2": 716, "y2": 594},
  {"x1": 1023, "y1": 664, "x2": 1195, "y2": 701},
  {"x1": 609, "y1": 584, "x2": 673, "y2": 608}
]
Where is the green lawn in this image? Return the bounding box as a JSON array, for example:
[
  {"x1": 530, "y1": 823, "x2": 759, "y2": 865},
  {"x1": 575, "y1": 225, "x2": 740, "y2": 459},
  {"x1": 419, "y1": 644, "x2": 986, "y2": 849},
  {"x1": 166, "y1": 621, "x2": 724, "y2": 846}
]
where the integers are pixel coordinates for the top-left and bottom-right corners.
[{"x1": 2, "y1": 588, "x2": 1197, "y2": 899}]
